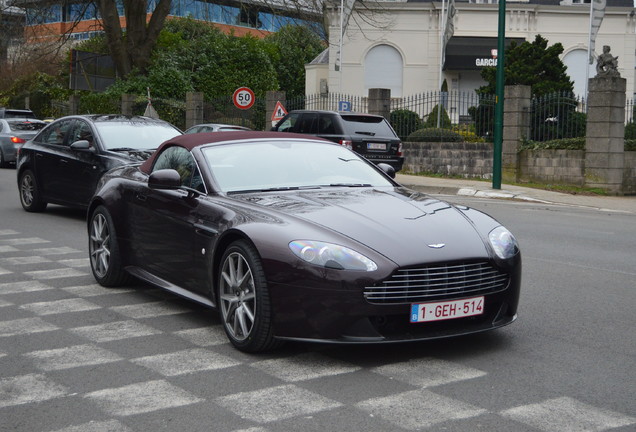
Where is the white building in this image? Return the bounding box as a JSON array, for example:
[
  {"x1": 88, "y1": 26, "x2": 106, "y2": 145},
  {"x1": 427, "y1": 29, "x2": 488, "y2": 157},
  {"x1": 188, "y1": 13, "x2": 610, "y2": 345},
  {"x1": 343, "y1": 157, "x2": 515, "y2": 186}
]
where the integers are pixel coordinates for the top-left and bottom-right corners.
[{"x1": 307, "y1": 0, "x2": 636, "y2": 99}]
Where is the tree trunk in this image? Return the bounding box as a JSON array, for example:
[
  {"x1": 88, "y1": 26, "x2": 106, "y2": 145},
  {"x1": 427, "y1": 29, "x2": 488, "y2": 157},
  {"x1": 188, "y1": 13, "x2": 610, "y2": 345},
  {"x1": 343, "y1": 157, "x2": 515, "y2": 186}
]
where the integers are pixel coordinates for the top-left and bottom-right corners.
[{"x1": 97, "y1": 0, "x2": 172, "y2": 79}]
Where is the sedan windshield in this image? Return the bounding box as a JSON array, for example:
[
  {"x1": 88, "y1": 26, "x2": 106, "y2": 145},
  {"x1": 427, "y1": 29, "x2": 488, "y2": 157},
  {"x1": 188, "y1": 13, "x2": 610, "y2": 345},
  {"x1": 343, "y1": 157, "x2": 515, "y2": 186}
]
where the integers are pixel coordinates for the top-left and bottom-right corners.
[
  {"x1": 202, "y1": 140, "x2": 395, "y2": 193},
  {"x1": 95, "y1": 121, "x2": 181, "y2": 151}
]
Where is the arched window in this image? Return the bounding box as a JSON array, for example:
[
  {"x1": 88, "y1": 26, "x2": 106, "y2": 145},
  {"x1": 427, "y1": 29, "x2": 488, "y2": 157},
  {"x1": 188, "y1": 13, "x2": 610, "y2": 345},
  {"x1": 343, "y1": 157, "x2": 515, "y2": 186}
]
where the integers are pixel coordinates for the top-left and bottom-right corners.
[
  {"x1": 364, "y1": 45, "x2": 403, "y2": 97},
  {"x1": 562, "y1": 49, "x2": 595, "y2": 98}
]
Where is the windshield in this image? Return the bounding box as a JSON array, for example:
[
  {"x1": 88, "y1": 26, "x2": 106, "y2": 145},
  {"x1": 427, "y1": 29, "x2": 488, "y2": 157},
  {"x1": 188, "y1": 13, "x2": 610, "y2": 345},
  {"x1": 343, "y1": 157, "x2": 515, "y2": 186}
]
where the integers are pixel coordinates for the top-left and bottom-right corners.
[
  {"x1": 341, "y1": 115, "x2": 397, "y2": 137},
  {"x1": 95, "y1": 121, "x2": 181, "y2": 151},
  {"x1": 202, "y1": 140, "x2": 394, "y2": 193}
]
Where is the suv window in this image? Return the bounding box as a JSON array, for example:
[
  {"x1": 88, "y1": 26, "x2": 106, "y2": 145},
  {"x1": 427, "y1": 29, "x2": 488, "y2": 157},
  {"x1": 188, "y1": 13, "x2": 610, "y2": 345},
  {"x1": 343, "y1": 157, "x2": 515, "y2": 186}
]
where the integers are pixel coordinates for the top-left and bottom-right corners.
[{"x1": 341, "y1": 115, "x2": 397, "y2": 137}]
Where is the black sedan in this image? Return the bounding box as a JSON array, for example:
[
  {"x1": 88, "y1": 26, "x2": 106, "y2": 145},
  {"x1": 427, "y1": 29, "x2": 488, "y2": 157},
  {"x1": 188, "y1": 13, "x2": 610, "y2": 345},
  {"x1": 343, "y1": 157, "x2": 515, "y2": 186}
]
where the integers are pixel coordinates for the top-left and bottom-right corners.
[
  {"x1": 88, "y1": 131, "x2": 521, "y2": 352},
  {"x1": 17, "y1": 114, "x2": 182, "y2": 212}
]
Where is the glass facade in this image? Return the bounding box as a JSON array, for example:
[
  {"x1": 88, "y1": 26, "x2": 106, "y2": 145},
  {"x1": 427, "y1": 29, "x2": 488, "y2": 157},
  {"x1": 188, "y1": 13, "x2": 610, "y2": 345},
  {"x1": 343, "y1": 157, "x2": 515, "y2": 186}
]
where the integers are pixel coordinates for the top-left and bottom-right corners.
[{"x1": 26, "y1": 0, "x2": 314, "y2": 33}]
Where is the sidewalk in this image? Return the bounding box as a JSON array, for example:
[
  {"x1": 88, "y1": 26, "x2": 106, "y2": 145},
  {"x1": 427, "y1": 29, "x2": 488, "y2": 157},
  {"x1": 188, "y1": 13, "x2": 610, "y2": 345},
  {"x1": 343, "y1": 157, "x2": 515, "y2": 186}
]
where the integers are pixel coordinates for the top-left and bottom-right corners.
[{"x1": 396, "y1": 173, "x2": 636, "y2": 214}]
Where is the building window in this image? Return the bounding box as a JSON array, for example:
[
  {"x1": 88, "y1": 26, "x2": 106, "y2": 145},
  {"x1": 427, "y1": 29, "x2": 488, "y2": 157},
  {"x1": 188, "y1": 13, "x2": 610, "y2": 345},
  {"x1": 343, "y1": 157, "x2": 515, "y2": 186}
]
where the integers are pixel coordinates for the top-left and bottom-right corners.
[{"x1": 364, "y1": 44, "x2": 403, "y2": 97}]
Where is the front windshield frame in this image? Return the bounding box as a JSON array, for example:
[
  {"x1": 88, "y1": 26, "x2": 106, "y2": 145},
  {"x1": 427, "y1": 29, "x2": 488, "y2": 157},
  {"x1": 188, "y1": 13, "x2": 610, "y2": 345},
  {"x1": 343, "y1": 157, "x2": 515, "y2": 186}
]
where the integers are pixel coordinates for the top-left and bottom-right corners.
[
  {"x1": 201, "y1": 139, "x2": 395, "y2": 194},
  {"x1": 95, "y1": 120, "x2": 181, "y2": 151}
]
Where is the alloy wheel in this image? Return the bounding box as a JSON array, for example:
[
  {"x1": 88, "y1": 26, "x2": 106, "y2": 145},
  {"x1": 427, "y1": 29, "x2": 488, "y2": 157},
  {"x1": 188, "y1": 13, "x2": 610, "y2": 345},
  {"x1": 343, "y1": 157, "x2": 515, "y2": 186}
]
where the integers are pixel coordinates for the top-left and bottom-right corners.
[
  {"x1": 219, "y1": 252, "x2": 256, "y2": 341},
  {"x1": 89, "y1": 213, "x2": 110, "y2": 279}
]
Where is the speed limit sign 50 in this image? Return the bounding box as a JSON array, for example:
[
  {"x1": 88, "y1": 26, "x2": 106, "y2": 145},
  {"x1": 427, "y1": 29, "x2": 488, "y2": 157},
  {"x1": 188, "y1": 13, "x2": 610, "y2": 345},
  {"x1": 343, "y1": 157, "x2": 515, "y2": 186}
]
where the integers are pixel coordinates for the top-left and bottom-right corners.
[{"x1": 233, "y1": 87, "x2": 255, "y2": 110}]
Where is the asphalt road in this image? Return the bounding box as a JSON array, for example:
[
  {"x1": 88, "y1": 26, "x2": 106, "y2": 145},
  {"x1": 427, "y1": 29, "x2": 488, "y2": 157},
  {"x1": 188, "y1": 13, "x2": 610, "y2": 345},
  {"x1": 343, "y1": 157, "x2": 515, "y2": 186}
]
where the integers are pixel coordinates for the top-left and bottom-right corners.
[{"x1": 0, "y1": 167, "x2": 634, "y2": 432}]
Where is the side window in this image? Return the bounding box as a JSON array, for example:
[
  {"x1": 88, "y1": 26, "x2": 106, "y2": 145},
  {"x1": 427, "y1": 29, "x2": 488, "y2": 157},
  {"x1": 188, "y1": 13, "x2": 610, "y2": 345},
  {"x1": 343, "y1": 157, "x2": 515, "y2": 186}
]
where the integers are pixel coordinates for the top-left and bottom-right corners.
[
  {"x1": 152, "y1": 146, "x2": 205, "y2": 192},
  {"x1": 318, "y1": 114, "x2": 336, "y2": 134},
  {"x1": 297, "y1": 113, "x2": 319, "y2": 134},
  {"x1": 39, "y1": 120, "x2": 73, "y2": 146},
  {"x1": 277, "y1": 113, "x2": 300, "y2": 132},
  {"x1": 70, "y1": 121, "x2": 95, "y2": 147}
]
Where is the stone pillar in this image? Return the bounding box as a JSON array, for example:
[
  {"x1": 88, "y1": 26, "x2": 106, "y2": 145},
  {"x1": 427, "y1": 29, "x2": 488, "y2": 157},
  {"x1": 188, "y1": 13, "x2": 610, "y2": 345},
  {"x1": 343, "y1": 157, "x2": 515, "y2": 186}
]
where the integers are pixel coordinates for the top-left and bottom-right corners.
[
  {"x1": 121, "y1": 94, "x2": 135, "y2": 116},
  {"x1": 69, "y1": 95, "x2": 80, "y2": 115},
  {"x1": 368, "y1": 88, "x2": 391, "y2": 119},
  {"x1": 502, "y1": 85, "x2": 531, "y2": 183},
  {"x1": 186, "y1": 92, "x2": 204, "y2": 130},
  {"x1": 585, "y1": 77, "x2": 626, "y2": 194},
  {"x1": 266, "y1": 91, "x2": 286, "y2": 129}
]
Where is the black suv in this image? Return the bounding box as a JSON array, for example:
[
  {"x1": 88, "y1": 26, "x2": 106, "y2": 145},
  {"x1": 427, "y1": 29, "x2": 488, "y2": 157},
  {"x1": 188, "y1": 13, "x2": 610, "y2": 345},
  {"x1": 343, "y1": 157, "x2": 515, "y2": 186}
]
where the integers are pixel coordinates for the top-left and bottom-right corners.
[{"x1": 272, "y1": 110, "x2": 404, "y2": 171}]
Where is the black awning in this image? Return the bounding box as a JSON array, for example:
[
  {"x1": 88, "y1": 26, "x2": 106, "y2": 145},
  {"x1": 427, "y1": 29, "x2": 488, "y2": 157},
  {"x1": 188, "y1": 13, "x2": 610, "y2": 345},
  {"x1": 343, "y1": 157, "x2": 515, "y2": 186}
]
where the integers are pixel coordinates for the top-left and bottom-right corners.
[{"x1": 444, "y1": 36, "x2": 526, "y2": 70}]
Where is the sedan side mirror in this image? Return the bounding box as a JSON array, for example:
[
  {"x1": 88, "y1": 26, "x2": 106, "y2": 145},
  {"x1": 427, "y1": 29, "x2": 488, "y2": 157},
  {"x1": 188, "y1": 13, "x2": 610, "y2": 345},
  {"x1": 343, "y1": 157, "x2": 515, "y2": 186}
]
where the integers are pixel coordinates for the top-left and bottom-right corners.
[
  {"x1": 148, "y1": 169, "x2": 182, "y2": 190},
  {"x1": 377, "y1": 163, "x2": 396, "y2": 179},
  {"x1": 70, "y1": 140, "x2": 93, "y2": 151}
]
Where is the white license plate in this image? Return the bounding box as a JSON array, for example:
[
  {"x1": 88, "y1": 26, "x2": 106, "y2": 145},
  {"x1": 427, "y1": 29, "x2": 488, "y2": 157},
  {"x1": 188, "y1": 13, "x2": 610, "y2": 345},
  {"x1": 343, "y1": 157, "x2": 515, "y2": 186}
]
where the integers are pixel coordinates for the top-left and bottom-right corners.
[
  {"x1": 367, "y1": 142, "x2": 386, "y2": 150},
  {"x1": 410, "y1": 296, "x2": 484, "y2": 323}
]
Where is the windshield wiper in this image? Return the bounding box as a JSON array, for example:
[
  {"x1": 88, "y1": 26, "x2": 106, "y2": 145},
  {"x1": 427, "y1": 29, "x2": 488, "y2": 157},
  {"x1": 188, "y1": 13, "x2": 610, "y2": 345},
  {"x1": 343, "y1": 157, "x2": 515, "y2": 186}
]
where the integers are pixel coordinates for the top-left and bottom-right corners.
[
  {"x1": 328, "y1": 183, "x2": 372, "y2": 188},
  {"x1": 355, "y1": 131, "x2": 375, "y2": 136},
  {"x1": 228, "y1": 185, "x2": 321, "y2": 194}
]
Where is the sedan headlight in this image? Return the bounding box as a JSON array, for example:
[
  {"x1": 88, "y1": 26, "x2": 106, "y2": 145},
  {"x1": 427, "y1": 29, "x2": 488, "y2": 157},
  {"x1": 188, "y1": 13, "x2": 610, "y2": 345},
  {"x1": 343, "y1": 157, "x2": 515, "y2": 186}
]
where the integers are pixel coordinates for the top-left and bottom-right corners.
[
  {"x1": 488, "y1": 226, "x2": 519, "y2": 259},
  {"x1": 289, "y1": 240, "x2": 377, "y2": 271}
]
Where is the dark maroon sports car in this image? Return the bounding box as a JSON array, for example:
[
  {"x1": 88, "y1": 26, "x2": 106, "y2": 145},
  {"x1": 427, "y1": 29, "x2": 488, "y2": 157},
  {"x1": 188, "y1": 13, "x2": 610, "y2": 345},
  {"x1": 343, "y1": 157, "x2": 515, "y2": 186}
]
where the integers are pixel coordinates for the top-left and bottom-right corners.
[{"x1": 88, "y1": 131, "x2": 521, "y2": 352}]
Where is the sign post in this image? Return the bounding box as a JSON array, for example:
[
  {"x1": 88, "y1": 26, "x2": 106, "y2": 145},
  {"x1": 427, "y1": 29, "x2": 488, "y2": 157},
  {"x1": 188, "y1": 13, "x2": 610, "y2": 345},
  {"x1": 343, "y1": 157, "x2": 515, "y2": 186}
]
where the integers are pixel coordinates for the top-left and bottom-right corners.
[
  {"x1": 271, "y1": 101, "x2": 288, "y2": 126},
  {"x1": 232, "y1": 87, "x2": 255, "y2": 110}
]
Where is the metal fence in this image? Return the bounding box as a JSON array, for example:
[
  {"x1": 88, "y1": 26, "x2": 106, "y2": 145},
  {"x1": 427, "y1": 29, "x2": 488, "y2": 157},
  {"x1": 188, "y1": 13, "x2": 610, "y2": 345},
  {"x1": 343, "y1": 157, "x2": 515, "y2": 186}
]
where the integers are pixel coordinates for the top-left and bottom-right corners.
[{"x1": 529, "y1": 92, "x2": 587, "y2": 141}]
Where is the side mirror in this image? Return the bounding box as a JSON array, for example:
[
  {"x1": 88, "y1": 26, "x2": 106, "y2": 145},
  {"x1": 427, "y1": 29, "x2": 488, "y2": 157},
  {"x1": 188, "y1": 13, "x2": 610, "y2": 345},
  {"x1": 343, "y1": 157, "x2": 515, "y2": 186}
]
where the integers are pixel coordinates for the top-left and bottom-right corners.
[
  {"x1": 377, "y1": 163, "x2": 396, "y2": 179},
  {"x1": 70, "y1": 140, "x2": 92, "y2": 150},
  {"x1": 148, "y1": 169, "x2": 182, "y2": 190}
]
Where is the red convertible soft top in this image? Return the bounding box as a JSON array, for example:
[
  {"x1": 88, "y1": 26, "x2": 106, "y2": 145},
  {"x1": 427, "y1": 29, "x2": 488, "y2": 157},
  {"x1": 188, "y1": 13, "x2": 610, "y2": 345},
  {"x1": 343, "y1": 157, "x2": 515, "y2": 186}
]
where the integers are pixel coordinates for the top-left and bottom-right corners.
[{"x1": 139, "y1": 131, "x2": 326, "y2": 174}]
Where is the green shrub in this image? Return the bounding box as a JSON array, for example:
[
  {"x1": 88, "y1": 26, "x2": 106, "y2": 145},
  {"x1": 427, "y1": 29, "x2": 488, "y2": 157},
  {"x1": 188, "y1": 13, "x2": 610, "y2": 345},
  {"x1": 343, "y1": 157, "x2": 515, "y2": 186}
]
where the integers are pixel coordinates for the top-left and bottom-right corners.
[
  {"x1": 625, "y1": 139, "x2": 636, "y2": 151},
  {"x1": 423, "y1": 104, "x2": 452, "y2": 129},
  {"x1": 520, "y1": 137, "x2": 585, "y2": 150},
  {"x1": 407, "y1": 128, "x2": 463, "y2": 142},
  {"x1": 390, "y1": 109, "x2": 422, "y2": 140},
  {"x1": 625, "y1": 122, "x2": 636, "y2": 139}
]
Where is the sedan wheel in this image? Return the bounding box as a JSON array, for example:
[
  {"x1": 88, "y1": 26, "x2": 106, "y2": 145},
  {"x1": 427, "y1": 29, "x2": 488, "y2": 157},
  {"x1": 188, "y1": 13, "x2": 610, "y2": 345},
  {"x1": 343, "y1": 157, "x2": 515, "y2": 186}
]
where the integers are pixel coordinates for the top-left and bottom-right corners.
[
  {"x1": 89, "y1": 206, "x2": 131, "y2": 287},
  {"x1": 19, "y1": 169, "x2": 47, "y2": 212},
  {"x1": 218, "y1": 240, "x2": 281, "y2": 352}
]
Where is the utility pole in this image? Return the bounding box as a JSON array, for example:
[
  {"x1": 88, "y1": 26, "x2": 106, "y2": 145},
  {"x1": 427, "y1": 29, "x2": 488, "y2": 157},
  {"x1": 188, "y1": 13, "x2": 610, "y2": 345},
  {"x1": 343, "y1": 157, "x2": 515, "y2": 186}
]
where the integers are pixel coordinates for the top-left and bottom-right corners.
[{"x1": 492, "y1": 0, "x2": 506, "y2": 190}]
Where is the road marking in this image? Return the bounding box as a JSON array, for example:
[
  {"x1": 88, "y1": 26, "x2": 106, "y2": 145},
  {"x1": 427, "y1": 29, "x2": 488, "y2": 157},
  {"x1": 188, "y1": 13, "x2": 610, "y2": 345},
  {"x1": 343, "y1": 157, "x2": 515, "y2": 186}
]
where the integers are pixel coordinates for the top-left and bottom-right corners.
[
  {"x1": 357, "y1": 389, "x2": 487, "y2": 430},
  {"x1": 0, "y1": 245, "x2": 18, "y2": 253},
  {"x1": 371, "y1": 357, "x2": 487, "y2": 388},
  {"x1": 0, "y1": 266, "x2": 10, "y2": 275},
  {"x1": 217, "y1": 384, "x2": 342, "y2": 423},
  {"x1": 0, "y1": 280, "x2": 53, "y2": 294},
  {"x1": 0, "y1": 237, "x2": 49, "y2": 246},
  {"x1": 58, "y1": 258, "x2": 90, "y2": 268},
  {"x1": 132, "y1": 348, "x2": 240, "y2": 376},
  {"x1": 0, "y1": 256, "x2": 52, "y2": 265},
  {"x1": 0, "y1": 317, "x2": 58, "y2": 337},
  {"x1": 61, "y1": 284, "x2": 135, "y2": 297},
  {"x1": 25, "y1": 344, "x2": 123, "y2": 371},
  {"x1": 21, "y1": 298, "x2": 101, "y2": 315},
  {"x1": 173, "y1": 326, "x2": 228, "y2": 347},
  {"x1": 46, "y1": 420, "x2": 134, "y2": 432},
  {"x1": 111, "y1": 301, "x2": 193, "y2": 319},
  {"x1": 252, "y1": 352, "x2": 361, "y2": 382},
  {"x1": 70, "y1": 320, "x2": 162, "y2": 343},
  {"x1": 0, "y1": 374, "x2": 68, "y2": 408},
  {"x1": 24, "y1": 268, "x2": 88, "y2": 279},
  {"x1": 84, "y1": 380, "x2": 202, "y2": 416},
  {"x1": 29, "y1": 247, "x2": 81, "y2": 255},
  {"x1": 501, "y1": 396, "x2": 636, "y2": 432}
]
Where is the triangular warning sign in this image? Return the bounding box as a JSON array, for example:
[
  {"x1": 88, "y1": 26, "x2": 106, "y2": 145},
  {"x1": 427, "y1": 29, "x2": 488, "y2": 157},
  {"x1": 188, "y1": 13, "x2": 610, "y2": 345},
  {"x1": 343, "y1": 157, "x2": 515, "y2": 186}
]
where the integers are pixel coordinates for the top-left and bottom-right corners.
[{"x1": 271, "y1": 101, "x2": 288, "y2": 121}]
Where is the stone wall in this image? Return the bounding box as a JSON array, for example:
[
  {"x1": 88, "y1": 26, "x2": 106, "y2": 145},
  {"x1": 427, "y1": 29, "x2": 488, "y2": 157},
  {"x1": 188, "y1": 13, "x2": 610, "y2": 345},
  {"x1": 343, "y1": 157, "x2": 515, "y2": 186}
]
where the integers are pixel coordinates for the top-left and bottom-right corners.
[
  {"x1": 403, "y1": 142, "x2": 635, "y2": 194},
  {"x1": 518, "y1": 150, "x2": 586, "y2": 186},
  {"x1": 403, "y1": 142, "x2": 493, "y2": 178},
  {"x1": 624, "y1": 151, "x2": 636, "y2": 194}
]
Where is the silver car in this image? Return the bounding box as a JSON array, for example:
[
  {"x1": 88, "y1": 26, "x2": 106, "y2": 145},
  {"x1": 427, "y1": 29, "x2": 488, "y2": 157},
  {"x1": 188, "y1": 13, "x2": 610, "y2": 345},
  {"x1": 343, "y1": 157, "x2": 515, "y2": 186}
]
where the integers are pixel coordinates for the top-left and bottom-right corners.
[
  {"x1": 0, "y1": 119, "x2": 47, "y2": 168},
  {"x1": 184, "y1": 123, "x2": 251, "y2": 134}
]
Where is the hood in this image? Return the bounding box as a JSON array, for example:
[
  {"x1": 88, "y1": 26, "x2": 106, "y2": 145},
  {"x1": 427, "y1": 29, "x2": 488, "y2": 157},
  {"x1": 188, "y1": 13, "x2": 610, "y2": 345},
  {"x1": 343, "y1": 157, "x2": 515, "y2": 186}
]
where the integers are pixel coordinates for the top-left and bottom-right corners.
[{"x1": 236, "y1": 188, "x2": 491, "y2": 266}]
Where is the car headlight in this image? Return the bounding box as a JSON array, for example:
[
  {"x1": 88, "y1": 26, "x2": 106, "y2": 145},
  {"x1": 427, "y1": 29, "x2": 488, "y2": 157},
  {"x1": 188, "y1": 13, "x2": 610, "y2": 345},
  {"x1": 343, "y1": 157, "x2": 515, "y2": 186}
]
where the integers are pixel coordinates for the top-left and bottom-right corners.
[
  {"x1": 488, "y1": 226, "x2": 519, "y2": 259},
  {"x1": 289, "y1": 240, "x2": 378, "y2": 271}
]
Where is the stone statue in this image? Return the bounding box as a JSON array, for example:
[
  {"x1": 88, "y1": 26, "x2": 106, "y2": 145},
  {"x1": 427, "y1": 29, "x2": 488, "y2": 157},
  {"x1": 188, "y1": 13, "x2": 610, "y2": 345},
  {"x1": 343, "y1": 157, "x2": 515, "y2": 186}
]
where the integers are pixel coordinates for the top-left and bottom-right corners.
[{"x1": 596, "y1": 45, "x2": 620, "y2": 77}]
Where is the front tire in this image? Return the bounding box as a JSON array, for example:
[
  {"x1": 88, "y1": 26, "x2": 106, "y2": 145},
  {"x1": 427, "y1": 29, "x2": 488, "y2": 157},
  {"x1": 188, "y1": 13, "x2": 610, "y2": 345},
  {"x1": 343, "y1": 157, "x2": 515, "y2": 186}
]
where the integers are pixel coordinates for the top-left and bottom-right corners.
[
  {"x1": 89, "y1": 206, "x2": 131, "y2": 287},
  {"x1": 19, "y1": 169, "x2": 47, "y2": 212},
  {"x1": 218, "y1": 240, "x2": 281, "y2": 352}
]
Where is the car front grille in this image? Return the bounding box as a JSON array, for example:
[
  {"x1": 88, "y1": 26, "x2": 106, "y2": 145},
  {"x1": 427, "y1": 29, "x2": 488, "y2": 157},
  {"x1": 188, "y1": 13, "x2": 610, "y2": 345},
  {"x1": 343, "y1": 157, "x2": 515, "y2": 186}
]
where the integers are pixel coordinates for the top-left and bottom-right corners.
[{"x1": 364, "y1": 261, "x2": 509, "y2": 305}]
